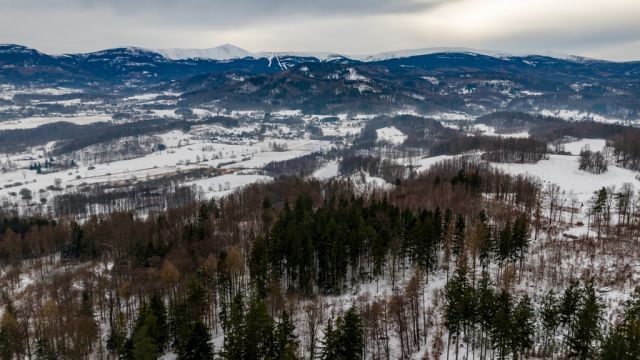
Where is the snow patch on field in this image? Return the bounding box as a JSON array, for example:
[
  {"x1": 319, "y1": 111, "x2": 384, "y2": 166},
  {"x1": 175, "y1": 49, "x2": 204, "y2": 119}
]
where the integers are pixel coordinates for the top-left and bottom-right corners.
[
  {"x1": 520, "y1": 90, "x2": 544, "y2": 96},
  {"x1": 188, "y1": 173, "x2": 272, "y2": 199},
  {"x1": 149, "y1": 109, "x2": 177, "y2": 118},
  {"x1": 421, "y1": 76, "x2": 439, "y2": 85},
  {"x1": 272, "y1": 109, "x2": 302, "y2": 117},
  {"x1": 221, "y1": 139, "x2": 331, "y2": 169},
  {"x1": 562, "y1": 138, "x2": 606, "y2": 155},
  {"x1": 429, "y1": 111, "x2": 475, "y2": 122},
  {"x1": 312, "y1": 161, "x2": 339, "y2": 180},
  {"x1": 413, "y1": 155, "x2": 460, "y2": 172},
  {"x1": 376, "y1": 126, "x2": 407, "y2": 145},
  {"x1": 539, "y1": 109, "x2": 628, "y2": 124},
  {"x1": 353, "y1": 83, "x2": 378, "y2": 93}
]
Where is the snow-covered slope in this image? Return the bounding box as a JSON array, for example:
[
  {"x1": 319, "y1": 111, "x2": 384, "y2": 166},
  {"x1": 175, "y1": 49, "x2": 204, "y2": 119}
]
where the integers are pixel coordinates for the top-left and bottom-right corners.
[
  {"x1": 154, "y1": 44, "x2": 253, "y2": 60},
  {"x1": 154, "y1": 44, "x2": 340, "y2": 62},
  {"x1": 376, "y1": 126, "x2": 407, "y2": 145}
]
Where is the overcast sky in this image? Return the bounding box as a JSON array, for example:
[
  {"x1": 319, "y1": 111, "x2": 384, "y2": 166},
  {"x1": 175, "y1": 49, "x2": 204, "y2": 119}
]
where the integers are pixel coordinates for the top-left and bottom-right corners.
[{"x1": 1, "y1": 0, "x2": 639, "y2": 61}]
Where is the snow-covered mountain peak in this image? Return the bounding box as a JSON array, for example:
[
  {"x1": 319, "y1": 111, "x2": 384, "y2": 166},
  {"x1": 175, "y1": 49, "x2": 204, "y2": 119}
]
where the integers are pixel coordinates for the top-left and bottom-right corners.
[
  {"x1": 353, "y1": 47, "x2": 516, "y2": 62},
  {"x1": 155, "y1": 44, "x2": 253, "y2": 60}
]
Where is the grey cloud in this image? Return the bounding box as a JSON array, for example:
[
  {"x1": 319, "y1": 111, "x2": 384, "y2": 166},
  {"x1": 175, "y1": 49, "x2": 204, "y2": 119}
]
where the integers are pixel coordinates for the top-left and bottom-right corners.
[
  {"x1": 0, "y1": 0, "x2": 448, "y2": 28},
  {"x1": 0, "y1": 0, "x2": 638, "y2": 61}
]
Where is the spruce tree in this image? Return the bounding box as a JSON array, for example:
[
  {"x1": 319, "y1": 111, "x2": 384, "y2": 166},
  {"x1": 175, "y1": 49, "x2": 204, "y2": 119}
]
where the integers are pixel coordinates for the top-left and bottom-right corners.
[
  {"x1": 274, "y1": 311, "x2": 299, "y2": 360},
  {"x1": 511, "y1": 295, "x2": 534, "y2": 358},
  {"x1": 34, "y1": 336, "x2": 56, "y2": 360},
  {"x1": 249, "y1": 235, "x2": 270, "y2": 297},
  {"x1": 148, "y1": 294, "x2": 169, "y2": 352},
  {"x1": 444, "y1": 261, "x2": 469, "y2": 360},
  {"x1": 321, "y1": 320, "x2": 340, "y2": 360},
  {"x1": 452, "y1": 214, "x2": 466, "y2": 257},
  {"x1": 497, "y1": 221, "x2": 512, "y2": 265},
  {"x1": 132, "y1": 325, "x2": 158, "y2": 360},
  {"x1": 131, "y1": 303, "x2": 160, "y2": 360},
  {"x1": 341, "y1": 306, "x2": 364, "y2": 360},
  {"x1": 491, "y1": 289, "x2": 513, "y2": 360},
  {"x1": 222, "y1": 294, "x2": 246, "y2": 360},
  {"x1": 321, "y1": 306, "x2": 363, "y2": 360},
  {"x1": 600, "y1": 329, "x2": 626, "y2": 360},
  {"x1": 244, "y1": 297, "x2": 275, "y2": 360},
  {"x1": 476, "y1": 271, "x2": 495, "y2": 359},
  {"x1": 591, "y1": 188, "x2": 608, "y2": 240},
  {"x1": 600, "y1": 287, "x2": 640, "y2": 359},
  {"x1": 539, "y1": 290, "x2": 560, "y2": 352},
  {"x1": 568, "y1": 279, "x2": 602, "y2": 359},
  {"x1": 560, "y1": 280, "x2": 581, "y2": 331},
  {"x1": 179, "y1": 321, "x2": 214, "y2": 360},
  {"x1": 476, "y1": 211, "x2": 494, "y2": 268},
  {"x1": 511, "y1": 214, "x2": 530, "y2": 265}
]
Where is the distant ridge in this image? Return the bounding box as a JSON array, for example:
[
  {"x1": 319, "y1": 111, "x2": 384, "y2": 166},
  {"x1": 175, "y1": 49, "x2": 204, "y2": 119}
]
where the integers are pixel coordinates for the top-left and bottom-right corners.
[
  {"x1": 0, "y1": 42, "x2": 621, "y2": 63},
  {"x1": 144, "y1": 44, "x2": 601, "y2": 63}
]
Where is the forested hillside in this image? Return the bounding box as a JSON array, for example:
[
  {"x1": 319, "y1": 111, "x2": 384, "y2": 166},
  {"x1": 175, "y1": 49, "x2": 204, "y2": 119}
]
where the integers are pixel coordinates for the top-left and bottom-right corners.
[{"x1": 2, "y1": 154, "x2": 640, "y2": 359}]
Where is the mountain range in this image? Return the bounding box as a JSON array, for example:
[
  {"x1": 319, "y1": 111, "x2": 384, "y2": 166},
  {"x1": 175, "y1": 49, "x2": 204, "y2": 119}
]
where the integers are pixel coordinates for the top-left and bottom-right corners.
[
  {"x1": 3, "y1": 43, "x2": 637, "y2": 85},
  {"x1": 1, "y1": 43, "x2": 639, "y2": 118}
]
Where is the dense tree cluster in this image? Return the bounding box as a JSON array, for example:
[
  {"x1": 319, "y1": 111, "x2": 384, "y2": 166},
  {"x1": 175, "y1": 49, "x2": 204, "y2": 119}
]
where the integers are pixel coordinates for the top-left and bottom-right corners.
[
  {"x1": 579, "y1": 148, "x2": 608, "y2": 174},
  {"x1": 479, "y1": 137, "x2": 547, "y2": 164},
  {"x1": 263, "y1": 151, "x2": 327, "y2": 178},
  {"x1": 444, "y1": 266, "x2": 608, "y2": 360},
  {"x1": 252, "y1": 193, "x2": 449, "y2": 295},
  {"x1": 431, "y1": 135, "x2": 547, "y2": 164},
  {"x1": 609, "y1": 131, "x2": 640, "y2": 171},
  {"x1": 338, "y1": 154, "x2": 408, "y2": 184}
]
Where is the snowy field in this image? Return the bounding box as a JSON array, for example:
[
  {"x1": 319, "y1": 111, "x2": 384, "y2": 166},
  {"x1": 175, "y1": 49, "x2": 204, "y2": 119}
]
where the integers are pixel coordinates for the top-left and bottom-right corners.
[
  {"x1": 494, "y1": 154, "x2": 640, "y2": 204},
  {"x1": 188, "y1": 173, "x2": 272, "y2": 199},
  {"x1": 312, "y1": 161, "x2": 340, "y2": 180},
  {"x1": 539, "y1": 109, "x2": 631, "y2": 124},
  {"x1": 562, "y1": 138, "x2": 607, "y2": 155},
  {"x1": 0, "y1": 126, "x2": 332, "y2": 211},
  {"x1": 376, "y1": 126, "x2": 407, "y2": 144},
  {"x1": 0, "y1": 115, "x2": 112, "y2": 130}
]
